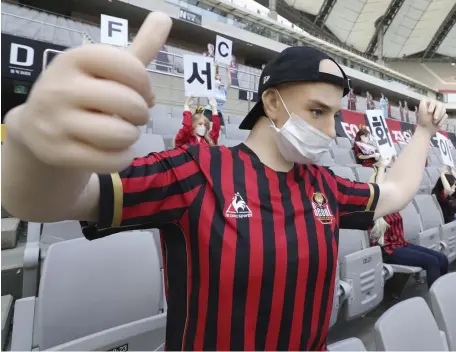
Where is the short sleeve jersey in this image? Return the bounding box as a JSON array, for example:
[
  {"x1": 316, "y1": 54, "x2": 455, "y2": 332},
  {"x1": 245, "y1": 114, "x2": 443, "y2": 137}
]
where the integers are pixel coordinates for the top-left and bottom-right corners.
[
  {"x1": 369, "y1": 212, "x2": 408, "y2": 255},
  {"x1": 82, "y1": 143, "x2": 379, "y2": 351}
]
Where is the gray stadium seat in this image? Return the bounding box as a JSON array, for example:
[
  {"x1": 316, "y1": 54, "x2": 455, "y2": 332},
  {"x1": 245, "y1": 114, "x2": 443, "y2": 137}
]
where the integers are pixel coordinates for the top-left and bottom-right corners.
[
  {"x1": 394, "y1": 143, "x2": 402, "y2": 154},
  {"x1": 429, "y1": 154, "x2": 441, "y2": 166},
  {"x1": 329, "y1": 263, "x2": 341, "y2": 329},
  {"x1": 329, "y1": 166, "x2": 357, "y2": 181},
  {"x1": 327, "y1": 337, "x2": 366, "y2": 351},
  {"x1": 374, "y1": 297, "x2": 448, "y2": 351},
  {"x1": 133, "y1": 134, "x2": 166, "y2": 157},
  {"x1": 225, "y1": 124, "x2": 249, "y2": 140},
  {"x1": 354, "y1": 167, "x2": 376, "y2": 183},
  {"x1": 430, "y1": 273, "x2": 456, "y2": 351},
  {"x1": 11, "y1": 232, "x2": 166, "y2": 351},
  {"x1": 171, "y1": 106, "x2": 185, "y2": 119},
  {"x1": 228, "y1": 115, "x2": 244, "y2": 125},
  {"x1": 414, "y1": 194, "x2": 456, "y2": 262},
  {"x1": 338, "y1": 229, "x2": 384, "y2": 320},
  {"x1": 336, "y1": 137, "x2": 352, "y2": 149},
  {"x1": 331, "y1": 149, "x2": 358, "y2": 166},
  {"x1": 222, "y1": 139, "x2": 244, "y2": 147},
  {"x1": 318, "y1": 151, "x2": 335, "y2": 166},
  {"x1": 417, "y1": 171, "x2": 431, "y2": 194},
  {"x1": 151, "y1": 229, "x2": 167, "y2": 313},
  {"x1": 426, "y1": 166, "x2": 440, "y2": 185},
  {"x1": 2, "y1": 295, "x2": 13, "y2": 350}
]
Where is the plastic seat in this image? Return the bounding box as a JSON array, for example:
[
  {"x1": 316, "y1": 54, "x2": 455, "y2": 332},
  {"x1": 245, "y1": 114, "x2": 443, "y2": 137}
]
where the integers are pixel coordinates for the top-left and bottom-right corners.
[
  {"x1": 329, "y1": 263, "x2": 341, "y2": 329},
  {"x1": 336, "y1": 137, "x2": 352, "y2": 149},
  {"x1": 11, "y1": 232, "x2": 166, "y2": 351},
  {"x1": 132, "y1": 134, "x2": 166, "y2": 157},
  {"x1": 225, "y1": 124, "x2": 249, "y2": 140},
  {"x1": 426, "y1": 167, "x2": 440, "y2": 185},
  {"x1": 354, "y1": 167, "x2": 376, "y2": 182},
  {"x1": 338, "y1": 229, "x2": 384, "y2": 320},
  {"x1": 2, "y1": 295, "x2": 13, "y2": 350},
  {"x1": 228, "y1": 115, "x2": 244, "y2": 125},
  {"x1": 327, "y1": 337, "x2": 366, "y2": 351},
  {"x1": 429, "y1": 154, "x2": 441, "y2": 166},
  {"x1": 430, "y1": 273, "x2": 456, "y2": 351},
  {"x1": 329, "y1": 166, "x2": 357, "y2": 181},
  {"x1": 394, "y1": 143, "x2": 402, "y2": 154},
  {"x1": 417, "y1": 171, "x2": 431, "y2": 194},
  {"x1": 374, "y1": 297, "x2": 448, "y2": 351},
  {"x1": 414, "y1": 194, "x2": 456, "y2": 262},
  {"x1": 331, "y1": 149, "x2": 358, "y2": 166},
  {"x1": 151, "y1": 229, "x2": 167, "y2": 313},
  {"x1": 318, "y1": 151, "x2": 335, "y2": 166}
]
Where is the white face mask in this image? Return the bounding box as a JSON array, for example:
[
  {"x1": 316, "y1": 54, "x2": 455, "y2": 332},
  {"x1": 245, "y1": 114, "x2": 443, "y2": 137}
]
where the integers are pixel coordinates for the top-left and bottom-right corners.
[
  {"x1": 195, "y1": 126, "x2": 207, "y2": 137},
  {"x1": 270, "y1": 91, "x2": 334, "y2": 164}
]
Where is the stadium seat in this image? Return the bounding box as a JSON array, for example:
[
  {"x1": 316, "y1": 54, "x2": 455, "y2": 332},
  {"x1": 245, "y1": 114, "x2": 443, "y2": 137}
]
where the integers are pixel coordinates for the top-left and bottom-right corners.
[
  {"x1": 338, "y1": 229, "x2": 385, "y2": 320},
  {"x1": 11, "y1": 232, "x2": 166, "y2": 351},
  {"x1": 394, "y1": 143, "x2": 402, "y2": 154},
  {"x1": 171, "y1": 106, "x2": 184, "y2": 119},
  {"x1": 426, "y1": 167, "x2": 440, "y2": 186},
  {"x1": 336, "y1": 137, "x2": 352, "y2": 149},
  {"x1": 133, "y1": 133, "x2": 166, "y2": 157},
  {"x1": 151, "y1": 229, "x2": 167, "y2": 313},
  {"x1": 222, "y1": 139, "x2": 244, "y2": 147},
  {"x1": 354, "y1": 167, "x2": 375, "y2": 183},
  {"x1": 225, "y1": 124, "x2": 249, "y2": 140},
  {"x1": 414, "y1": 194, "x2": 456, "y2": 262},
  {"x1": 228, "y1": 115, "x2": 244, "y2": 125},
  {"x1": 374, "y1": 297, "x2": 448, "y2": 351},
  {"x1": 429, "y1": 154, "x2": 441, "y2": 166},
  {"x1": 329, "y1": 166, "x2": 357, "y2": 181},
  {"x1": 152, "y1": 116, "x2": 183, "y2": 140},
  {"x1": 330, "y1": 149, "x2": 358, "y2": 166},
  {"x1": 429, "y1": 273, "x2": 456, "y2": 351},
  {"x1": 327, "y1": 337, "x2": 366, "y2": 351},
  {"x1": 329, "y1": 263, "x2": 341, "y2": 329},
  {"x1": 318, "y1": 151, "x2": 335, "y2": 166},
  {"x1": 2, "y1": 295, "x2": 13, "y2": 350}
]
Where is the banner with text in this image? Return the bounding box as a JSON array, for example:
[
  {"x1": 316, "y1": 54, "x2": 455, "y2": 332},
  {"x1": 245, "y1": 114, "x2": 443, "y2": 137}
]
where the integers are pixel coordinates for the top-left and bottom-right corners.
[{"x1": 337, "y1": 109, "x2": 455, "y2": 151}]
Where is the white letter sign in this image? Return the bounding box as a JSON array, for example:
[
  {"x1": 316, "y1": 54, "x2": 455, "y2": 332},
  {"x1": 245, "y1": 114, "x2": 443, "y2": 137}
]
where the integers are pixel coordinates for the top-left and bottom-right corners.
[
  {"x1": 184, "y1": 55, "x2": 215, "y2": 98},
  {"x1": 215, "y1": 35, "x2": 232, "y2": 66},
  {"x1": 100, "y1": 15, "x2": 128, "y2": 47},
  {"x1": 436, "y1": 132, "x2": 454, "y2": 167},
  {"x1": 365, "y1": 109, "x2": 396, "y2": 159}
]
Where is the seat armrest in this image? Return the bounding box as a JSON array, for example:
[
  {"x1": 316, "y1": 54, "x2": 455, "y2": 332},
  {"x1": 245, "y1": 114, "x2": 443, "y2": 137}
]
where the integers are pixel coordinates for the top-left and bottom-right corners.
[
  {"x1": 382, "y1": 264, "x2": 394, "y2": 281},
  {"x1": 11, "y1": 297, "x2": 36, "y2": 351},
  {"x1": 52, "y1": 313, "x2": 167, "y2": 351}
]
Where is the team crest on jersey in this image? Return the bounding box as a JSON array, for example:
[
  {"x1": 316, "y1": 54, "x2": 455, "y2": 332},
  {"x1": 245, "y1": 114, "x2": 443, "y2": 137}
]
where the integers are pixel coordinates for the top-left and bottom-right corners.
[
  {"x1": 311, "y1": 192, "x2": 334, "y2": 225},
  {"x1": 225, "y1": 192, "x2": 253, "y2": 218}
]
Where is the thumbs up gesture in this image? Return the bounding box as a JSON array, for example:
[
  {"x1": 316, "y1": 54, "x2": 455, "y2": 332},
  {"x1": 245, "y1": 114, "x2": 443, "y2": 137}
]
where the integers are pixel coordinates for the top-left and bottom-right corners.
[
  {"x1": 417, "y1": 99, "x2": 447, "y2": 136},
  {"x1": 6, "y1": 12, "x2": 172, "y2": 173}
]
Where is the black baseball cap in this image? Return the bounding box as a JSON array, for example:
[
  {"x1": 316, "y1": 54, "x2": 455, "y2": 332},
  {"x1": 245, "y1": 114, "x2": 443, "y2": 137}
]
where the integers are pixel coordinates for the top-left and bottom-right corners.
[{"x1": 239, "y1": 46, "x2": 350, "y2": 130}]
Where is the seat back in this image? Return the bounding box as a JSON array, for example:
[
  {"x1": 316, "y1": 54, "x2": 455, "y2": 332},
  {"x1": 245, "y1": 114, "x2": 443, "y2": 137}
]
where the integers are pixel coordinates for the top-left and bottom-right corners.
[
  {"x1": 336, "y1": 137, "x2": 352, "y2": 149},
  {"x1": 225, "y1": 124, "x2": 249, "y2": 140},
  {"x1": 354, "y1": 167, "x2": 376, "y2": 183},
  {"x1": 132, "y1": 134, "x2": 165, "y2": 157},
  {"x1": 36, "y1": 231, "x2": 162, "y2": 350},
  {"x1": 331, "y1": 149, "x2": 357, "y2": 165},
  {"x1": 228, "y1": 115, "x2": 244, "y2": 125},
  {"x1": 329, "y1": 263, "x2": 340, "y2": 329},
  {"x1": 327, "y1": 337, "x2": 366, "y2": 351},
  {"x1": 430, "y1": 273, "x2": 456, "y2": 351},
  {"x1": 40, "y1": 221, "x2": 84, "y2": 247},
  {"x1": 426, "y1": 167, "x2": 440, "y2": 185},
  {"x1": 339, "y1": 230, "x2": 383, "y2": 320},
  {"x1": 429, "y1": 154, "x2": 441, "y2": 166},
  {"x1": 414, "y1": 195, "x2": 442, "y2": 230},
  {"x1": 399, "y1": 202, "x2": 422, "y2": 244},
  {"x1": 318, "y1": 151, "x2": 335, "y2": 166},
  {"x1": 330, "y1": 166, "x2": 357, "y2": 182},
  {"x1": 374, "y1": 297, "x2": 446, "y2": 351}
]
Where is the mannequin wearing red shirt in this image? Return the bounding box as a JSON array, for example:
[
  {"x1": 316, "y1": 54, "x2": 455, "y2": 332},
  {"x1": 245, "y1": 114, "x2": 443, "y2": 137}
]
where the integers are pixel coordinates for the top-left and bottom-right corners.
[{"x1": 175, "y1": 97, "x2": 221, "y2": 147}]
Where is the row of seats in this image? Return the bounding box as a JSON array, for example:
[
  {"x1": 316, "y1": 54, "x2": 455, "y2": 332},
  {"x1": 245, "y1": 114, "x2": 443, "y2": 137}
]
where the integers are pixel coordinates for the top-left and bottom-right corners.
[{"x1": 329, "y1": 275, "x2": 456, "y2": 351}]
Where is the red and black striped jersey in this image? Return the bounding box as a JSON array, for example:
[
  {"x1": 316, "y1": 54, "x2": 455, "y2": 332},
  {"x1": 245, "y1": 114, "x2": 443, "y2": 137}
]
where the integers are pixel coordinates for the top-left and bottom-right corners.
[
  {"x1": 81, "y1": 143, "x2": 379, "y2": 351},
  {"x1": 370, "y1": 212, "x2": 408, "y2": 255}
]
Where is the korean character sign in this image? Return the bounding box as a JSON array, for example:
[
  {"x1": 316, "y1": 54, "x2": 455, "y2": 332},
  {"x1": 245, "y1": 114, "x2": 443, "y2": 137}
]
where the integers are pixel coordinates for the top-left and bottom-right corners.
[
  {"x1": 365, "y1": 109, "x2": 396, "y2": 160},
  {"x1": 183, "y1": 55, "x2": 216, "y2": 98},
  {"x1": 436, "y1": 132, "x2": 454, "y2": 167},
  {"x1": 215, "y1": 35, "x2": 232, "y2": 66}
]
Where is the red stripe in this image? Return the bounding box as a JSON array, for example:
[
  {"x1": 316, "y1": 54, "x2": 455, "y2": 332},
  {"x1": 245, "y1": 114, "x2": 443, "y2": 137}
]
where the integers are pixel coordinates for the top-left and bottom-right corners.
[
  {"x1": 287, "y1": 166, "x2": 311, "y2": 350},
  {"x1": 305, "y1": 167, "x2": 329, "y2": 350},
  {"x1": 239, "y1": 151, "x2": 263, "y2": 351},
  {"x1": 131, "y1": 147, "x2": 186, "y2": 166},
  {"x1": 216, "y1": 148, "x2": 237, "y2": 350},
  {"x1": 193, "y1": 148, "x2": 214, "y2": 351},
  {"x1": 179, "y1": 212, "x2": 193, "y2": 350},
  {"x1": 265, "y1": 169, "x2": 287, "y2": 351},
  {"x1": 122, "y1": 162, "x2": 199, "y2": 192},
  {"x1": 121, "y1": 187, "x2": 201, "y2": 220}
]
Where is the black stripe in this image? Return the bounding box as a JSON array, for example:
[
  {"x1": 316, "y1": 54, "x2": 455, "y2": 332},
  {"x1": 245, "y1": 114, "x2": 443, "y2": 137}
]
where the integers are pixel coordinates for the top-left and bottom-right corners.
[
  {"x1": 97, "y1": 174, "x2": 115, "y2": 228},
  {"x1": 183, "y1": 183, "x2": 207, "y2": 350},
  {"x1": 336, "y1": 182, "x2": 371, "y2": 198},
  {"x1": 276, "y1": 172, "x2": 298, "y2": 350},
  {"x1": 121, "y1": 149, "x2": 195, "y2": 178},
  {"x1": 299, "y1": 166, "x2": 319, "y2": 350},
  {"x1": 123, "y1": 172, "x2": 205, "y2": 206},
  {"x1": 309, "y1": 174, "x2": 337, "y2": 350},
  {"x1": 230, "y1": 150, "x2": 250, "y2": 350},
  {"x1": 203, "y1": 147, "x2": 225, "y2": 350},
  {"x1": 159, "y1": 223, "x2": 189, "y2": 351},
  {"x1": 253, "y1": 158, "x2": 275, "y2": 350},
  {"x1": 121, "y1": 207, "x2": 188, "y2": 227}
]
